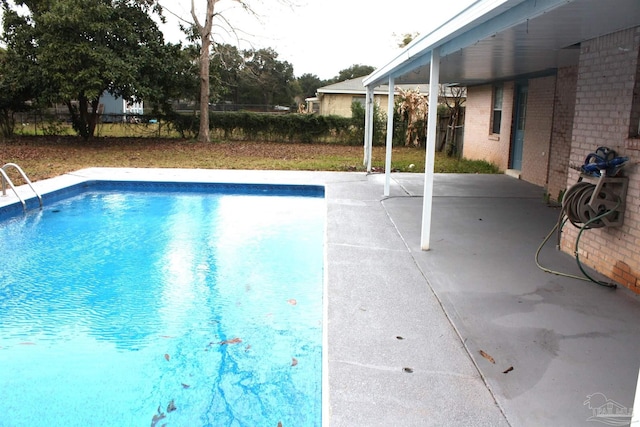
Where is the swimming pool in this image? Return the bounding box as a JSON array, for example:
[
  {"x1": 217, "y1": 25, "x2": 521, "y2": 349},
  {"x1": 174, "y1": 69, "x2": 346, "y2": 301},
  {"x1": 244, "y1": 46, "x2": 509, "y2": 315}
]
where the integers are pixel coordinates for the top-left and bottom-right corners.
[{"x1": 0, "y1": 180, "x2": 325, "y2": 426}]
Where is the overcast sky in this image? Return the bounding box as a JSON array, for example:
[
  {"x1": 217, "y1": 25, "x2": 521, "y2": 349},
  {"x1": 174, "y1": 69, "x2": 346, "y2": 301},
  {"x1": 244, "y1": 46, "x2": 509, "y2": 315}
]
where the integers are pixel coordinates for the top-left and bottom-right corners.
[{"x1": 157, "y1": 0, "x2": 476, "y2": 80}]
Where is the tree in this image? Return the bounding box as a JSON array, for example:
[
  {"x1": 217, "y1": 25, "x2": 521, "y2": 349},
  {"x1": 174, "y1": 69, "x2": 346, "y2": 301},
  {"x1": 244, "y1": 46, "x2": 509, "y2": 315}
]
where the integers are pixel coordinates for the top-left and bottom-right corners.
[
  {"x1": 186, "y1": 1, "x2": 299, "y2": 132},
  {"x1": 2, "y1": 0, "x2": 179, "y2": 139},
  {"x1": 440, "y1": 85, "x2": 466, "y2": 157},
  {"x1": 297, "y1": 73, "x2": 324, "y2": 100},
  {"x1": 145, "y1": 42, "x2": 200, "y2": 116},
  {"x1": 395, "y1": 32, "x2": 419, "y2": 48},
  {"x1": 190, "y1": 0, "x2": 217, "y2": 142},
  {"x1": 238, "y1": 47, "x2": 295, "y2": 107},
  {"x1": 396, "y1": 87, "x2": 428, "y2": 147},
  {"x1": 0, "y1": 40, "x2": 36, "y2": 137},
  {"x1": 210, "y1": 43, "x2": 243, "y2": 105},
  {"x1": 328, "y1": 64, "x2": 375, "y2": 84}
]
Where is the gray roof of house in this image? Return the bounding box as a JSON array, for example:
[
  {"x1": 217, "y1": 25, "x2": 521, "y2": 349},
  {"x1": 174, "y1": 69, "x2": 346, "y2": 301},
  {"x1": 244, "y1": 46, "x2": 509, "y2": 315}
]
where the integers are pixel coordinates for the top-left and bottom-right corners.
[
  {"x1": 318, "y1": 76, "x2": 430, "y2": 95},
  {"x1": 317, "y1": 76, "x2": 463, "y2": 97}
]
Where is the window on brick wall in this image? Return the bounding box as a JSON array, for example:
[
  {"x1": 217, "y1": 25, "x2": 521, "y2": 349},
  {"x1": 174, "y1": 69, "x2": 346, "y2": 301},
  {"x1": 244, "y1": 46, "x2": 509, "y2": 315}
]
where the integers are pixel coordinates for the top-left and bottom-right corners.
[{"x1": 491, "y1": 84, "x2": 503, "y2": 134}]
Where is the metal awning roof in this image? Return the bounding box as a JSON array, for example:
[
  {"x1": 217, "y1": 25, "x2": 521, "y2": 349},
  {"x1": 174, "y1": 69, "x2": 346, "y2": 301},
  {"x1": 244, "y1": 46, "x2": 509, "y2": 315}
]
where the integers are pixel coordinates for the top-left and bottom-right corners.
[
  {"x1": 363, "y1": 0, "x2": 640, "y2": 88},
  {"x1": 362, "y1": 0, "x2": 640, "y2": 251}
]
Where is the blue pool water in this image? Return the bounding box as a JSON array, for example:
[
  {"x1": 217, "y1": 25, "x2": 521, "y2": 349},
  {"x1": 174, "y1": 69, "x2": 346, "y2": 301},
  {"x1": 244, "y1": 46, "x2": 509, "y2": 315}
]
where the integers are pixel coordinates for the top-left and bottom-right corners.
[{"x1": 0, "y1": 182, "x2": 325, "y2": 426}]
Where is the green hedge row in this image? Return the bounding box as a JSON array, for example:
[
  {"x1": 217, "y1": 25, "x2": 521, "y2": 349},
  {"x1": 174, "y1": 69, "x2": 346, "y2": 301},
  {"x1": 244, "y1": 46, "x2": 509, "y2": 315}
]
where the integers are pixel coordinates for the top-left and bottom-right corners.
[{"x1": 167, "y1": 111, "x2": 359, "y2": 144}]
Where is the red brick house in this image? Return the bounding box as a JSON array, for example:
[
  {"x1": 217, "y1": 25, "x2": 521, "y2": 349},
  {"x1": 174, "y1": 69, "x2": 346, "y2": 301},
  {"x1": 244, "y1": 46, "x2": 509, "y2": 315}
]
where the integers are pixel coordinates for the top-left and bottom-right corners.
[{"x1": 363, "y1": 0, "x2": 640, "y2": 292}]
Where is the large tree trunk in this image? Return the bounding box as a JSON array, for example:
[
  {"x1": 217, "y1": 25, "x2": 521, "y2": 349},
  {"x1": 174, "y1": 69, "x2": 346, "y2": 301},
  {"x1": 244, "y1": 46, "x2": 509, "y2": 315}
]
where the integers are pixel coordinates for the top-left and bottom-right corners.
[
  {"x1": 88, "y1": 97, "x2": 100, "y2": 138},
  {"x1": 0, "y1": 108, "x2": 16, "y2": 138},
  {"x1": 198, "y1": 32, "x2": 211, "y2": 142},
  {"x1": 192, "y1": 0, "x2": 216, "y2": 143},
  {"x1": 67, "y1": 93, "x2": 101, "y2": 139}
]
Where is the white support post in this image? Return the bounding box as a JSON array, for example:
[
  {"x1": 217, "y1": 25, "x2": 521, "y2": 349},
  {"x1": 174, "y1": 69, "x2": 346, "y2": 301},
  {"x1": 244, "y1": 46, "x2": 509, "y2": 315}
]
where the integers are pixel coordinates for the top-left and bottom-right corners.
[
  {"x1": 366, "y1": 86, "x2": 375, "y2": 172},
  {"x1": 384, "y1": 76, "x2": 395, "y2": 196},
  {"x1": 363, "y1": 86, "x2": 371, "y2": 168},
  {"x1": 421, "y1": 48, "x2": 440, "y2": 250}
]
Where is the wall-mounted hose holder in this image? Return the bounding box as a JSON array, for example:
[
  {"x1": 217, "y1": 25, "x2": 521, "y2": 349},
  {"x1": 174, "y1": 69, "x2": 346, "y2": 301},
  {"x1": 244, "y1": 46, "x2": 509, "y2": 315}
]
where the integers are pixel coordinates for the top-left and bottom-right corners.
[
  {"x1": 536, "y1": 161, "x2": 629, "y2": 289},
  {"x1": 563, "y1": 174, "x2": 628, "y2": 229}
]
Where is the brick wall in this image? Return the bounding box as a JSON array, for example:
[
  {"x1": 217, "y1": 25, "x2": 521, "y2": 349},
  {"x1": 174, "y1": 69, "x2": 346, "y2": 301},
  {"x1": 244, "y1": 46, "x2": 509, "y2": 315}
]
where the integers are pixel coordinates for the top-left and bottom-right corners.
[
  {"x1": 463, "y1": 82, "x2": 514, "y2": 170},
  {"x1": 547, "y1": 66, "x2": 578, "y2": 202},
  {"x1": 521, "y1": 76, "x2": 556, "y2": 187},
  {"x1": 560, "y1": 27, "x2": 640, "y2": 293}
]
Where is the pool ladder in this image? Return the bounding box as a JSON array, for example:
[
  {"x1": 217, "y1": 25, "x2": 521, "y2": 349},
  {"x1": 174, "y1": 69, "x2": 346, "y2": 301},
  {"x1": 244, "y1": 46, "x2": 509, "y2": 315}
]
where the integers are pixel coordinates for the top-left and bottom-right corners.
[{"x1": 1, "y1": 163, "x2": 43, "y2": 212}]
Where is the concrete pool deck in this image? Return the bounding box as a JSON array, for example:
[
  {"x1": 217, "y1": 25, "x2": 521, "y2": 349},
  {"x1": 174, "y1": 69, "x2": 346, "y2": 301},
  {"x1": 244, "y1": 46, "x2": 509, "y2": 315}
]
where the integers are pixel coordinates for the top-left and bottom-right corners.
[{"x1": 2, "y1": 168, "x2": 639, "y2": 426}]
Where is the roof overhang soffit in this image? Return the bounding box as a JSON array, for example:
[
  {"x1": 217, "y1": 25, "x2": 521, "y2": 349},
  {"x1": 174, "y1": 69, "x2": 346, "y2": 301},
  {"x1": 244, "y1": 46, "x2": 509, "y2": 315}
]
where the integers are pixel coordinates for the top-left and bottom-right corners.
[{"x1": 363, "y1": 0, "x2": 580, "y2": 88}]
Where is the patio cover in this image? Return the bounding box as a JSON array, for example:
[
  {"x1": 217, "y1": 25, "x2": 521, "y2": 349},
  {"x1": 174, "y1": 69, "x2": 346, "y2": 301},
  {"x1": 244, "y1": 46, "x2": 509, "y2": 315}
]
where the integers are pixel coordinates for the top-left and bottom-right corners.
[{"x1": 362, "y1": 0, "x2": 640, "y2": 250}]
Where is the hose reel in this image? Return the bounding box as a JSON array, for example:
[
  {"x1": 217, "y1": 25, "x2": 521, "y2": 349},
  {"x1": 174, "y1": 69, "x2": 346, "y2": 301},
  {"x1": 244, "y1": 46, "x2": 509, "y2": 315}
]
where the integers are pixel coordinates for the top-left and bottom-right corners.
[
  {"x1": 563, "y1": 146, "x2": 629, "y2": 229},
  {"x1": 536, "y1": 147, "x2": 630, "y2": 288},
  {"x1": 562, "y1": 177, "x2": 626, "y2": 229}
]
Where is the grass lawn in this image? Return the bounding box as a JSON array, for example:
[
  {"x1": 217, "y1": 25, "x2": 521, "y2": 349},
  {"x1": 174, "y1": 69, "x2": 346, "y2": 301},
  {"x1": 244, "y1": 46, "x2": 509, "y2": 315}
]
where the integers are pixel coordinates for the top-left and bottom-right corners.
[{"x1": 0, "y1": 136, "x2": 499, "y2": 184}]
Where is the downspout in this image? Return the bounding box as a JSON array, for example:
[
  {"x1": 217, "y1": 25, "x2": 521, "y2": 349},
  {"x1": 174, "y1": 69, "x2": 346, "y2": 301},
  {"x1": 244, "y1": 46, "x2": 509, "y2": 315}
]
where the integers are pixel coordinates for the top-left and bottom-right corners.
[
  {"x1": 384, "y1": 76, "x2": 395, "y2": 196},
  {"x1": 421, "y1": 48, "x2": 440, "y2": 250}
]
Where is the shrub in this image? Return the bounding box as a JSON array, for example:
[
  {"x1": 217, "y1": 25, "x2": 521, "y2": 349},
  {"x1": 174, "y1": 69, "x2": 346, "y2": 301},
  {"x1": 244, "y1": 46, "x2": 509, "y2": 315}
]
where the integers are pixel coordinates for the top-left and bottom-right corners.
[
  {"x1": 351, "y1": 101, "x2": 387, "y2": 146},
  {"x1": 167, "y1": 112, "x2": 199, "y2": 139}
]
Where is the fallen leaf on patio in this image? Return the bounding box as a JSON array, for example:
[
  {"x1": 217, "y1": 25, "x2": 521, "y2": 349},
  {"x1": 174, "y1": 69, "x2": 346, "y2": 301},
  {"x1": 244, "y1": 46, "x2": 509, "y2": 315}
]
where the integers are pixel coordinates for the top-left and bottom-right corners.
[
  {"x1": 219, "y1": 337, "x2": 242, "y2": 345},
  {"x1": 479, "y1": 350, "x2": 495, "y2": 364},
  {"x1": 164, "y1": 353, "x2": 170, "y2": 361},
  {"x1": 167, "y1": 399, "x2": 177, "y2": 413},
  {"x1": 181, "y1": 383, "x2": 190, "y2": 389},
  {"x1": 287, "y1": 299, "x2": 297, "y2": 306},
  {"x1": 291, "y1": 358, "x2": 298, "y2": 367},
  {"x1": 503, "y1": 366, "x2": 514, "y2": 374}
]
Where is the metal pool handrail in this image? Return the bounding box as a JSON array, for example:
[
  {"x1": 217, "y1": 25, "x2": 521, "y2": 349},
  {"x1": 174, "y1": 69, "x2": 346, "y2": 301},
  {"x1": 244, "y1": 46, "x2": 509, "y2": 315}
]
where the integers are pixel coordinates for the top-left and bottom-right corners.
[{"x1": 1, "y1": 163, "x2": 43, "y2": 211}]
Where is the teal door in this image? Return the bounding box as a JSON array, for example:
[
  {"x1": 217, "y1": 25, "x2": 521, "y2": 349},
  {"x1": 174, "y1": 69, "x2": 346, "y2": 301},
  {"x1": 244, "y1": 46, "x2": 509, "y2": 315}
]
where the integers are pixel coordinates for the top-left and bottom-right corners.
[{"x1": 511, "y1": 84, "x2": 528, "y2": 170}]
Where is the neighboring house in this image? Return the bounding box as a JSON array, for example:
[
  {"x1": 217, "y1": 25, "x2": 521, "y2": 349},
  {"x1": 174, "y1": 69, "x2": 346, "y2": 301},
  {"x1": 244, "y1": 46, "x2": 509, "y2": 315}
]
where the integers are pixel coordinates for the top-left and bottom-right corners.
[
  {"x1": 363, "y1": 0, "x2": 640, "y2": 292},
  {"x1": 308, "y1": 76, "x2": 462, "y2": 117},
  {"x1": 306, "y1": 76, "x2": 410, "y2": 117},
  {"x1": 99, "y1": 93, "x2": 144, "y2": 123}
]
